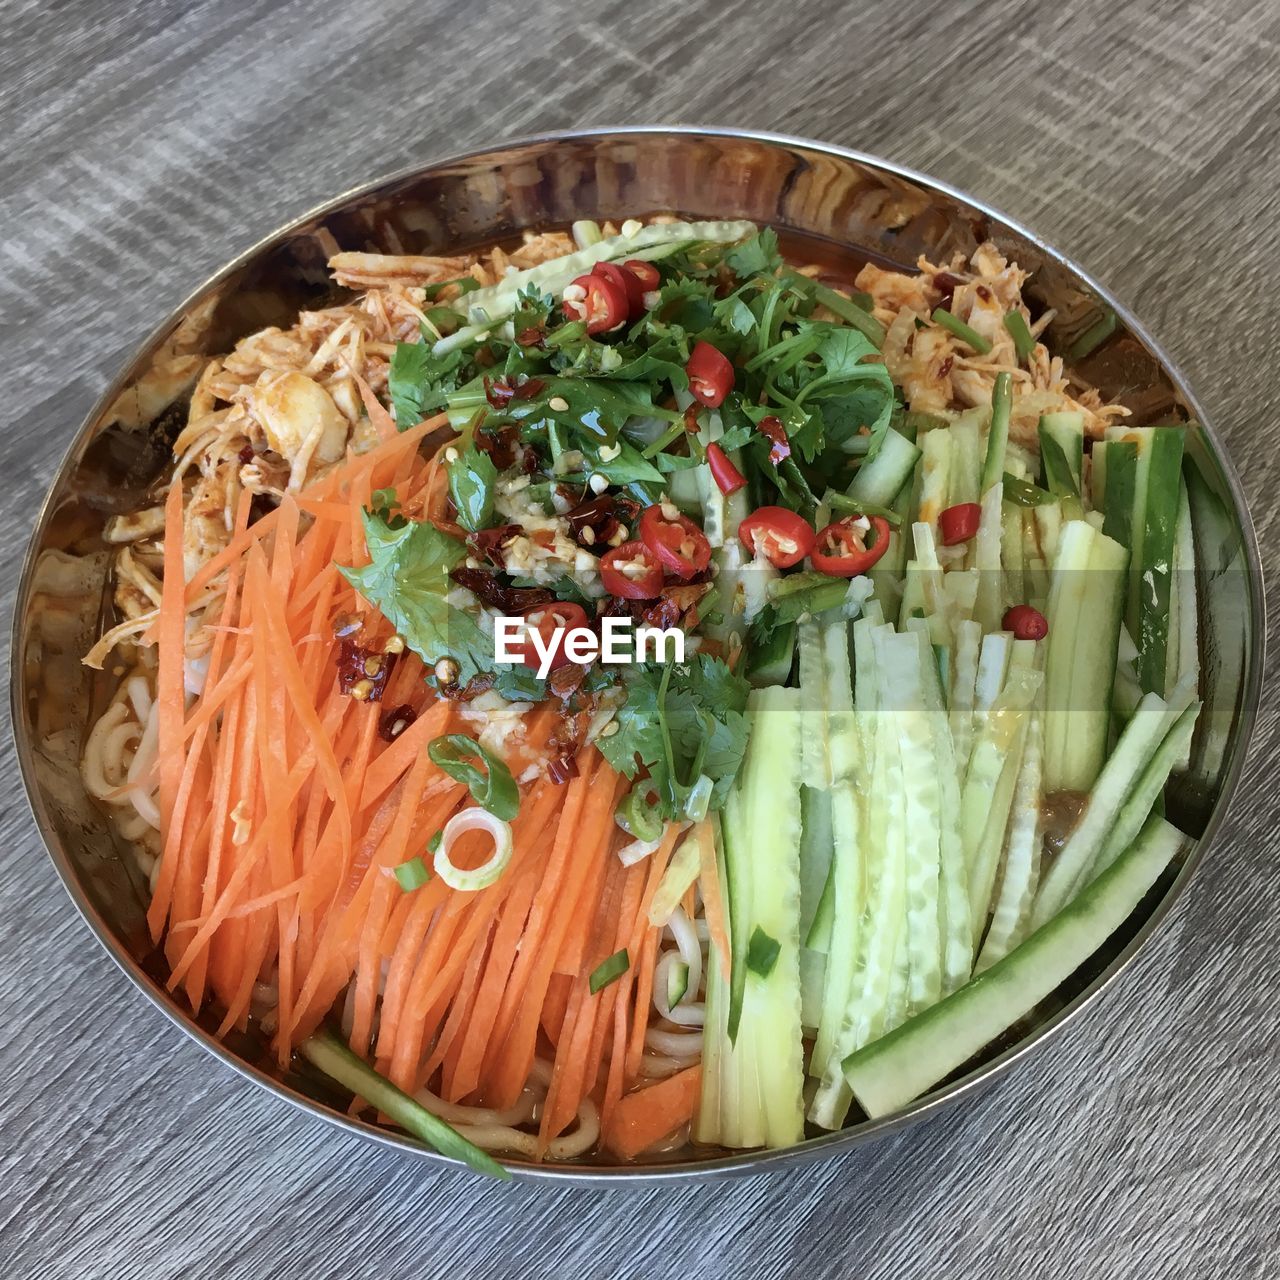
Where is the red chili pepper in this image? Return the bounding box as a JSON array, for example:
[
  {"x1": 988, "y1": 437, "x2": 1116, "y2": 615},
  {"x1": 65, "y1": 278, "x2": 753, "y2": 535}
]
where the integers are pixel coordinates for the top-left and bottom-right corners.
[
  {"x1": 939, "y1": 502, "x2": 982, "y2": 546},
  {"x1": 685, "y1": 341, "x2": 735, "y2": 408},
  {"x1": 639, "y1": 505, "x2": 713, "y2": 580},
  {"x1": 592, "y1": 261, "x2": 645, "y2": 321},
  {"x1": 811, "y1": 515, "x2": 891, "y2": 577},
  {"x1": 706, "y1": 442, "x2": 747, "y2": 495},
  {"x1": 600, "y1": 539, "x2": 664, "y2": 599},
  {"x1": 1003, "y1": 604, "x2": 1049, "y2": 640},
  {"x1": 563, "y1": 272, "x2": 627, "y2": 334},
  {"x1": 509, "y1": 601, "x2": 590, "y2": 672},
  {"x1": 756, "y1": 415, "x2": 791, "y2": 465},
  {"x1": 738, "y1": 506, "x2": 815, "y2": 569},
  {"x1": 623, "y1": 259, "x2": 660, "y2": 291}
]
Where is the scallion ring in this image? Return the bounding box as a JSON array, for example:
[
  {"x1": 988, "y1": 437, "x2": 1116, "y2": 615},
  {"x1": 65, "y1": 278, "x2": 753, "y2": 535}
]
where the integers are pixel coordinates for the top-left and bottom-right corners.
[
  {"x1": 434, "y1": 808, "x2": 514, "y2": 892},
  {"x1": 616, "y1": 784, "x2": 663, "y2": 842}
]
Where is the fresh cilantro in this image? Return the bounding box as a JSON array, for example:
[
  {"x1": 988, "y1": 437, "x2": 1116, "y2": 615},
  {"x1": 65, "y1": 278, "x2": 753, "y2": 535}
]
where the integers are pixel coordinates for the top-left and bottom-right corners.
[
  {"x1": 388, "y1": 341, "x2": 468, "y2": 428},
  {"x1": 490, "y1": 665, "x2": 546, "y2": 703},
  {"x1": 595, "y1": 655, "x2": 750, "y2": 820},
  {"x1": 339, "y1": 508, "x2": 491, "y2": 686},
  {"x1": 369, "y1": 487, "x2": 406, "y2": 528},
  {"x1": 446, "y1": 445, "x2": 497, "y2": 533},
  {"x1": 725, "y1": 228, "x2": 782, "y2": 279}
]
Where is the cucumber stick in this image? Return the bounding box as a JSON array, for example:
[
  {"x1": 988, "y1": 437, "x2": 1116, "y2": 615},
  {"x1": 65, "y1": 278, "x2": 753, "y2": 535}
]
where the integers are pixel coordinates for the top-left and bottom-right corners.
[
  {"x1": 1136, "y1": 428, "x2": 1186, "y2": 695},
  {"x1": 1038, "y1": 412, "x2": 1085, "y2": 496},
  {"x1": 947, "y1": 409, "x2": 984, "y2": 506},
  {"x1": 972, "y1": 480, "x2": 1005, "y2": 632},
  {"x1": 1033, "y1": 677, "x2": 1196, "y2": 925},
  {"x1": 844, "y1": 815, "x2": 1189, "y2": 1119},
  {"x1": 1041, "y1": 521, "x2": 1128, "y2": 792},
  {"x1": 974, "y1": 700, "x2": 1044, "y2": 972},
  {"x1": 704, "y1": 685, "x2": 806, "y2": 1148},
  {"x1": 448, "y1": 219, "x2": 755, "y2": 330},
  {"x1": 850, "y1": 427, "x2": 922, "y2": 506},
  {"x1": 978, "y1": 372, "x2": 1013, "y2": 493}
]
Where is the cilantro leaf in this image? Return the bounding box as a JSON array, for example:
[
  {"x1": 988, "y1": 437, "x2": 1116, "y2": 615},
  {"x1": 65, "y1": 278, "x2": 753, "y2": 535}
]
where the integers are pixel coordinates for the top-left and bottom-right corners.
[
  {"x1": 725, "y1": 228, "x2": 782, "y2": 279},
  {"x1": 446, "y1": 445, "x2": 497, "y2": 533},
  {"x1": 388, "y1": 341, "x2": 468, "y2": 428},
  {"x1": 339, "y1": 509, "x2": 491, "y2": 685}
]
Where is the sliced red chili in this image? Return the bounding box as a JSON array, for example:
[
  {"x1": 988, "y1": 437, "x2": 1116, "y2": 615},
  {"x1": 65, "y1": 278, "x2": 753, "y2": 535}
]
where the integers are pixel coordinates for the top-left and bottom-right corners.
[
  {"x1": 509, "y1": 601, "x2": 590, "y2": 672},
  {"x1": 592, "y1": 261, "x2": 645, "y2": 321},
  {"x1": 600, "y1": 539, "x2": 664, "y2": 599},
  {"x1": 639, "y1": 505, "x2": 712, "y2": 580},
  {"x1": 1003, "y1": 604, "x2": 1049, "y2": 640},
  {"x1": 811, "y1": 515, "x2": 891, "y2": 577},
  {"x1": 563, "y1": 272, "x2": 627, "y2": 334},
  {"x1": 623, "y1": 259, "x2": 660, "y2": 291},
  {"x1": 686, "y1": 341, "x2": 735, "y2": 408},
  {"x1": 939, "y1": 502, "x2": 982, "y2": 546},
  {"x1": 738, "y1": 506, "x2": 815, "y2": 569},
  {"x1": 706, "y1": 442, "x2": 746, "y2": 495},
  {"x1": 756, "y1": 415, "x2": 791, "y2": 465}
]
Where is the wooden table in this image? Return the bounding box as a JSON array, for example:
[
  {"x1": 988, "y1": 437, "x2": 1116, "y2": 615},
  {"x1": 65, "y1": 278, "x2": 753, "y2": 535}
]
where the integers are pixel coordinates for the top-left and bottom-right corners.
[{"x1": 3, "y1": 2, "x2": 1277, "y2": 1275}]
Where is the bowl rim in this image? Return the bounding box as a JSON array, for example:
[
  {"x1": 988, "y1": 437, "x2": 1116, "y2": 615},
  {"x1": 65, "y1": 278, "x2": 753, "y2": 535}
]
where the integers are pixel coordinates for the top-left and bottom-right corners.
[{"x1": 10, "y1": 124, "x2": 1267, "y2": 1184}]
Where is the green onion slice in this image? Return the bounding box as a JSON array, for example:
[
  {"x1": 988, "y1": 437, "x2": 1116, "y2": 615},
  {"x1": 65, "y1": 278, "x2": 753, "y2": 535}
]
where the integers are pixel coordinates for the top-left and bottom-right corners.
[
  {"x1": 434, "y1": 808, "x2": 514, "y2": 892},
  {"x1": 931, "y1": 306, "x2": 993, "y2": 354},
  {"x1": 1002, "y1": 472, "x2": 1056, "y2": 506},
  {"x1": 589, "y1": 948, "x2": 630, "y2": 994},
  {"x1": 428, "y1": 734, "x2": 520, "y2": 821},
  {"x1": 1003, "y1": 310, "x2": 1036, "y2": 361},
  {"x1": 617, "y1": 785, "x2": 664, "y2": 843},
  {"x1": 299, "y1": 1029, "x2": 508, "y2": 1180},
  {"x1": 745, "y1": 926, "x2": 781, "y2": 978},
  {"x1": 1067, "y1": 310, "x2": 1117, "y2": 361},
  {"x1": 826, "y1": 491, "x2": 904, "y2": 526},
  {"x1": 422, "y1": 276, "x2": 480, "y2": 302},
  {"x1": 393, "y1": 856, "x2": 431, "y2": 891}
]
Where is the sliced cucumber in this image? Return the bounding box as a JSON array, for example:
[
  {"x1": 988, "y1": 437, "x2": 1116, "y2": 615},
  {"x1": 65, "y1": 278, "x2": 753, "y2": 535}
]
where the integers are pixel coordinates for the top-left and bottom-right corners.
[
  {"x1": 1038, "y1": 411, "x2": 1085, "y2": 496},
  {"x1": 1033, "y1": 678, "x2": 1196, "y2": 925},
  {"x1": 1135, "y1": 428, "x2": 1186, "y2": 694},
  {"x1": 746, "y1": 620, "x2": 797, "y2": 687},
  {"x1": 449, "y1": 219, "x2": 756, "y2": 331},
  {"x1": 972, "y1": 480, "x2": 1005, "y2": 632},
  {"x1": 844, "y1": 815, "x2": 1190, "y2": 1118},
  {"x1": 947, "y1": 408, "x2": 985, "y2": 506},
  {"x1": 704, "y1": 686, "x2": 806, "y2": 1148},
  {"x1": 1099, "y1": 440, "x2": 1137, "y2": 546},
  {"x1": 850, "y1": 427, "x2": 923, "y2": 506}
]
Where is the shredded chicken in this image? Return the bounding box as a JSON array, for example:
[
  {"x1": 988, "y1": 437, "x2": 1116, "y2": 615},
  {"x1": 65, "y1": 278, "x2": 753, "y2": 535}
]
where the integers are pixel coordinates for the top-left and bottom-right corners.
[{"x1": 858, "y1": 243, "x2": 1129, "y2": 447}]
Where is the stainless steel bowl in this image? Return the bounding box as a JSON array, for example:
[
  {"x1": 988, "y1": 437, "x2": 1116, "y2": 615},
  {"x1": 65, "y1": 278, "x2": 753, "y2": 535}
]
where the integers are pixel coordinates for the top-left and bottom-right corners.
[{"x1": 10, "y1": 127, "x2": 1265, "y2": 1182}]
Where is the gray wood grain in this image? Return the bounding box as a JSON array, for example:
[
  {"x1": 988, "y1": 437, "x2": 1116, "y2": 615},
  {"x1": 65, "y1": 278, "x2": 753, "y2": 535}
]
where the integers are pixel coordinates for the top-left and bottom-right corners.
[{"x1": 2, "y1": 1, "x2": 1278, "y2": 1276}]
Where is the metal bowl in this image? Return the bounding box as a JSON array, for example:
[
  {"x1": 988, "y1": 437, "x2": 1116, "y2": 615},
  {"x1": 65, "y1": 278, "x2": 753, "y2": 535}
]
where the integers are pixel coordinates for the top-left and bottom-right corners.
[{"x1": 10, "y1": 127, "x2": 1264, "y2": 1182}]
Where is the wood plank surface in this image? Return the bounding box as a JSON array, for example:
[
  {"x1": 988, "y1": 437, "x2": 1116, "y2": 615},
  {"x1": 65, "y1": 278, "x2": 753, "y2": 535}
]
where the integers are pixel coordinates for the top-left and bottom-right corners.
[{"x1": 1, "y1": 1, "x2": 1277, "y2": 1276}]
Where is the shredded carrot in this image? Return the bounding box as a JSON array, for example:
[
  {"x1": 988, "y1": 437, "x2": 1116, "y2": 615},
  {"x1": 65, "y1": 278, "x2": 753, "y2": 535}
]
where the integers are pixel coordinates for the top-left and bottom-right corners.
[{"x1": 602, "y1": 1066, "x2": 703, "y2": 1161}]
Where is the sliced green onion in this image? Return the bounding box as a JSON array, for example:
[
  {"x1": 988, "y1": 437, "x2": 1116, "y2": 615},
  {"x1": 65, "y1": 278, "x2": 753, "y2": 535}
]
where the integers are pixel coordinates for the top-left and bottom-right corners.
[
  {"x1": 745, "y1": 925, "x2": 781, "y2": 978},
  {"x1": 641, "y1": 421, "x2": 687, "y2": 458},
  {"x1": 1003, "y1": 310, "x2": 1036, "y2": 361},
  {"x1": 790, "y1": 275, "x2": 886, "y2": 347},
  {"x1": 684, "y1": 774, "x2": 714, "y2": 824},
  {"x1": 427, "y1": 831, "x2": 443, "y2": 854},
  {"x1": 589, "y1": 948, "x2": 630, "y2": 994},
  {"x1": 434, "y1": 808, "x2": 514, "y2": 892},
  {"x1": 423, "y1": 305, "x2": 461, "y2": 338},
  {"x1": 825, "y1": 492, "x2": 903, "y2": 526},
  {"x1": 298, "y1": 1029, "x2": 508, "y2": 1180},
  {"x1": 428, "y1": 734, "x2": 520, "y2": 820},
  {"x1": 617, "y1": 785, "x2": 663, "y2": 842},
  {"x1": 932, "y1": 306, "x2": 993, "y2": 354},
  {"x1": 1002, "y1": 472, "x2": 1056, "y2": 507},
  {"x1": 543, "y1": 320, "x2": 587, "y2": 349},
  {"x1": 1067, "y1": 310, "x2": 1117, "y2": 361},
  {"x1": 422, "y1": 276, "x2": 481, "y2": 302},
  {"x1": 666, "y1": 959, "x2": 691, "y2": 1008},
  {"x1": 393, "y1": 857, "x2": 431, "y2": 891}
]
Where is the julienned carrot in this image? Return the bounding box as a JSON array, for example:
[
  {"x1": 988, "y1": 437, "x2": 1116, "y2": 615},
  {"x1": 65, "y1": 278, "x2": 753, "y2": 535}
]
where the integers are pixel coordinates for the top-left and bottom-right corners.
[
  {"x1": 540, "y1": 973, "x2": 573, "y2": 1048},
  {"x1": 444, "y1": 781, "x2": 563, "y2": 1101},
  {"x1": 602, "y1": 1066, "x2": 703, "y2": 1161},
  {"x1": 483, "y1": 757, "x2": 624, "y2": 1110}
]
